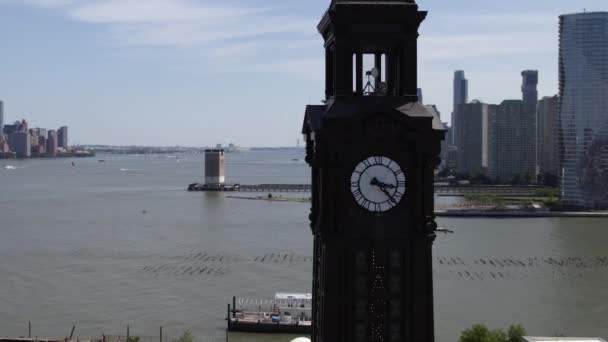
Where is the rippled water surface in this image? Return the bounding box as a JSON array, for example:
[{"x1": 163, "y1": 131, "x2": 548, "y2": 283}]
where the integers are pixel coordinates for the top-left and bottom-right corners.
[{"x1": 1, "y1": 150, "x2": 607, "y2": 342}]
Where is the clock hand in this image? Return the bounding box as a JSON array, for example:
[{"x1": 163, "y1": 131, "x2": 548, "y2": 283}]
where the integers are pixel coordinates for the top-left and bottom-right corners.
[
  {"x1": 374, "y1": 178, "x2": 396, "y2": 189},
  {"x1": 378, "y1": 183, "x2": 397, "y2": 204},
  {"x1": 381, "y1": 182, "x2": 397, "y2": 189},
  {"x1": 371, "y1": 178, "x2": 397, "y2": 204}
]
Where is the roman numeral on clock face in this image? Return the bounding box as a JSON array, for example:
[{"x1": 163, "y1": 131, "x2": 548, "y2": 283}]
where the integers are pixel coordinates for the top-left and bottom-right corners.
[{"x1": 352, "y1": 189, "x2": 363, "y2": 201}]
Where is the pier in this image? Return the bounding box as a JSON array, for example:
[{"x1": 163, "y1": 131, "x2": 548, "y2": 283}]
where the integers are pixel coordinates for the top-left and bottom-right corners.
[
  {"x1": 435, "y1": 186, "x2": 541, "y2": 196},
  {"x1": 188, "y1": 183, "x2": 311, "y2": 193},
  {"x1": 189, "y1": 183, "x2": 545, "y2": 195}
]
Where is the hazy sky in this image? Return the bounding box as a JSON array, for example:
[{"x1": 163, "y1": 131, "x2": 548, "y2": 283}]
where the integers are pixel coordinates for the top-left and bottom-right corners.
[{"x1": 0, "y1": 0, "x2": 605, "y2": 146}]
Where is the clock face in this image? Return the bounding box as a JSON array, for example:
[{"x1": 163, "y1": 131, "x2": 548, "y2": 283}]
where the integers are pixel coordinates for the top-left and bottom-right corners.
[{"x1": 350, "y1": 156, "x2": 406, "y2": 212}]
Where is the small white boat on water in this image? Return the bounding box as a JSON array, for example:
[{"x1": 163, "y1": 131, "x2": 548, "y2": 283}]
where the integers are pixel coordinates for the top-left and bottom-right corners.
[{"x1": 3, "y1": 165, "x2": 16, "y2": 170}]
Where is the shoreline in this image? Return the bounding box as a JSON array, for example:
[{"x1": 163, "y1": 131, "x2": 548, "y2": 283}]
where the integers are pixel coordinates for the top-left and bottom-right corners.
[
  {"x1": 436, "y1": 210, "x2": 608, "y2": 218},
  {"x1": 0, "y1": 153, "x2": 95, "y2": 160},
  {"x1": 225, "y1": 195, "x2": 608, "y2": 218}
]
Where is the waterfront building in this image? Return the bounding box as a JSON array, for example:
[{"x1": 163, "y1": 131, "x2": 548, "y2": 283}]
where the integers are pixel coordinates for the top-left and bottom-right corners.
[
  {"x1": 0, "y1": 139, "x2": 9, "y2": 153},
  {"x1": 47, "y1": 130, "x2": 57, "y2": 156},
  {"x1": 489, "y1": 100, "x2": 537, "y2": 182},
  {"x1": 19, "y1": 119, "x2": 28, "y2": 132},
  {"x1": 34, "y1": 128, "x2": 47, "y2": 139},
  {"x1": 30, "y1": 131, "x2": 39, "y2": 150},
  {"x1": 36, "y1": 136, "x2": 46, "y2": 155},
  {"x1": 0, "y1": 100, "x2": 4, "y2": 141},
  {"x1": 3, "y1": 123, "x2": 18, "y2": 136},
  {"x1": 537, "y1": 95, "x2": 559, "y2": 177},
  {"x1": 13, "y1": 131, "x2": 31, "y2": 158},
  {"x1": 204, "y1": 149, "x2": 225, "y2": 186},
  {"x1": 455, "y1": 101, "x2": 490, "y2": 176},
  {"x1": 558, "y1": 12, "x2": 608, "y2": 208},
  {"x1": 452, "y1": 70, "x2": 469, "y2": 146},
  {"x1": 58, "y1": 126, "x2": 68, "y2": 148},
  {"x1": 488, "y1": 72, "x2": 538, "y2": 183}
]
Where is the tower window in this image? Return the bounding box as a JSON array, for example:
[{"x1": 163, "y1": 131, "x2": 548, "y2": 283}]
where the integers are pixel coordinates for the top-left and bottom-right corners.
[{"x1": 359, "y1": 53, "x2": 387, "y2": 96}]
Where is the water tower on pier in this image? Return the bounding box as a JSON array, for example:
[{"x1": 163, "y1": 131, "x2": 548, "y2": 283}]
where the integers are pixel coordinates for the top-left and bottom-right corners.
[{"x1": 205, "y1": 149, "x2": 225, "y2": 188}]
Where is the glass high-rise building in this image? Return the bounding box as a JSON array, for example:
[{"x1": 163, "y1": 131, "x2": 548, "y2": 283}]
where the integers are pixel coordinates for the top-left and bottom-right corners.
[{"x1": 559, "y1": 12, "x2": 608, "y2": 208}]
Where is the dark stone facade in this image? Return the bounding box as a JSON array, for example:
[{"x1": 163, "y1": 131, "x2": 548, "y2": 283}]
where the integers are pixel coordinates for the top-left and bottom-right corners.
[{"x1": 303, "y1": 1, "x2": 445, "y2": 341}]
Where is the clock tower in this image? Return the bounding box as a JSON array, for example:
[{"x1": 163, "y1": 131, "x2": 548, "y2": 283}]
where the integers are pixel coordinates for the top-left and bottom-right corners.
[{"x1": 302, "y1": 1, "x2": 445, "y2": 342}]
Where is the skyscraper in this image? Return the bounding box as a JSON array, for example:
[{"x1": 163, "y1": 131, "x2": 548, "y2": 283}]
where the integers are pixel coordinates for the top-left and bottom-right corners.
[
  {"x1": 489, "y1": 100, "x2": 536, "y2": 182},
  {"x1": 58, "y1": 126, "x2": 68, "y2": 148},
  {"x1": 13, "y1": 132, "x2": 31, "y2": 158},
  {"x1": 487, "y1": 71, "x2": 538, "y2": 183},
  {"x1": 521, "y1": 70, "x2": 539, "y2": 115},
  {"x1": 455, "y1": 101, "x2": 490, "y2": 176},
  {"x1": 452, "y1": 70, "x2": 469, "y2": 146},
  {"x1": 537, "y1": 95, "x2": 559, "y2": 177},
  {"x1": 47, "y1": 130, "x2": 57, "y2": 156},
  {"x1": 558, "y1": 12, "x2": 608, "y2": 208}
]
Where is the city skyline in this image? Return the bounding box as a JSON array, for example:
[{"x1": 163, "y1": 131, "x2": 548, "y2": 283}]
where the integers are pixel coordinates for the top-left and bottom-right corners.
[{"x1": 0, "y1": 0, "x2": 606, "y2": 146}]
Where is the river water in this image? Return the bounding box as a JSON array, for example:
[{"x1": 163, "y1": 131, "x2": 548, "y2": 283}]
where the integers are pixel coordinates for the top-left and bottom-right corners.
[{"x1": 0, "y1": 150, "x2": 607, "y2": 342}]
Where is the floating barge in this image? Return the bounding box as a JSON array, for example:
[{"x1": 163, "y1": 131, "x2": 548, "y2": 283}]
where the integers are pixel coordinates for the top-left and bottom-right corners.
[{"x1": 227, "y1": 293, "x2": 312, "y2": 334}]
